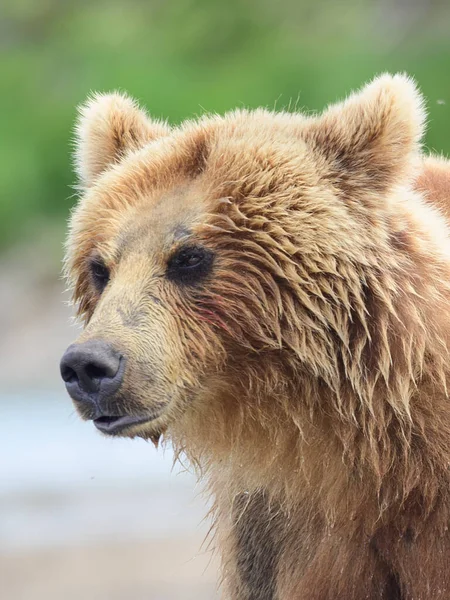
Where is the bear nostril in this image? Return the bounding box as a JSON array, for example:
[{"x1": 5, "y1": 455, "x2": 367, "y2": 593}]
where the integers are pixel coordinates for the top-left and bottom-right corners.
[
  {"x1": 61, "y1": 364, "x2": 78, "y2": 384},
  {"x1": 85, "y1": 363, "x2": 108, "y2": 381}
]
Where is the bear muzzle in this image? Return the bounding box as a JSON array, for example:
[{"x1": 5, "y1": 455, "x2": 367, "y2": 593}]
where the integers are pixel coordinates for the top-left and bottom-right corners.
[{"x1": 60, "y1": 339, "x2": 140, "y2": 435}]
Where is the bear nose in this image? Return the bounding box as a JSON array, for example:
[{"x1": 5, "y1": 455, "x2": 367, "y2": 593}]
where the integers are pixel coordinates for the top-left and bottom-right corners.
[{"x1": 60, "y1": 340, "x2": 123, "y2": 404}]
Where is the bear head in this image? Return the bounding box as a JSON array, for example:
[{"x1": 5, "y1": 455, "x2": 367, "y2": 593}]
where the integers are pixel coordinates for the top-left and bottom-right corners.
[{"x1": 61, "y1": 75, "x2": 426, "y2": 446}]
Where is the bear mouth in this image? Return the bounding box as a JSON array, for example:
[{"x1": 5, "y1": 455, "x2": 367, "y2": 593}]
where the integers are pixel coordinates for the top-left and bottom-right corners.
[{"x1": 93, "y1": 413, "x2": 161, "y2": 435}]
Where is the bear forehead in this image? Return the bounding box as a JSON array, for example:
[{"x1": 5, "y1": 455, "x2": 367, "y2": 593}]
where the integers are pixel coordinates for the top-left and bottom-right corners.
[
  {"x1": 111, "y1": 182, "x2": 216, "y2": 259},
  {"x1": 89, "y1": 109, "x2": 312, "y2": 207},
  {"x1": 77, "y1": 111, "x2": 315, "y2": 260}
]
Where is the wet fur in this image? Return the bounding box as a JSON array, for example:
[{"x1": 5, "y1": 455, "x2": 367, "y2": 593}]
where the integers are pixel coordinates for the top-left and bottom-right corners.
[{"x1": 65, "y1": 75, "x2": 450, "y2": 599}]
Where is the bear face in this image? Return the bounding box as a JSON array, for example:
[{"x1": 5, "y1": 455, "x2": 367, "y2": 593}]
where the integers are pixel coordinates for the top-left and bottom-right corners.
[{"x1": 62, "y1": 74, "x2": 428, "y2": 444}]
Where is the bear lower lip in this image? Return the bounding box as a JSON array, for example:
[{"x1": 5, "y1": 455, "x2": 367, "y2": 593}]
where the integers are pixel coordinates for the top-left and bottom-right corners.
[{"x1": 93, "y1": 414, "x2": 159, "y2": 435}]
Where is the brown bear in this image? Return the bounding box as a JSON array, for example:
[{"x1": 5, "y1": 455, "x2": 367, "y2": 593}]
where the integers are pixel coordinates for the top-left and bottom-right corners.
[{"x1": 61, "y1": 74, "x2": 450, "y2": 599}]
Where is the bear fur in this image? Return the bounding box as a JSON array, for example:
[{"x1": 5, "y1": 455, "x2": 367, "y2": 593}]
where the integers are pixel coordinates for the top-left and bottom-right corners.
[{"x1": 64, "y1": 74, "x2": 450, "y2": 599}]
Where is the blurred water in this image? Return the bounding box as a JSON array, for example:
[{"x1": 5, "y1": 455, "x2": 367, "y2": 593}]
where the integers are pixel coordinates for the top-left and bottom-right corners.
[
  {"x1": 0, "y1": 392, "x2": 205, "y2": 550},
  {"x1": 0, "y1": 392, "x2": 177, "y2": 493}
]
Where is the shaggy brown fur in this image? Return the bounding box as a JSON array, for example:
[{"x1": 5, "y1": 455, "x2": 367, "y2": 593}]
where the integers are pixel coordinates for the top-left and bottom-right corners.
[{"x1": 63, "y1": 74, "x2": 450, "y2": 599}]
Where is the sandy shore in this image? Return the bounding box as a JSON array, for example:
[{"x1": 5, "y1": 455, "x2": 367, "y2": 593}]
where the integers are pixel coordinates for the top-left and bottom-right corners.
[{"x1": 1, "y1": 535, "x2": 219, "y2": 600}]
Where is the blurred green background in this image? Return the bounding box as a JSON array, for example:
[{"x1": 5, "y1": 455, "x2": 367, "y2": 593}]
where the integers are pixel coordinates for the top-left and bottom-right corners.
[{"x1": 1, "y1": 0, "x2": 450, "y2": 251}]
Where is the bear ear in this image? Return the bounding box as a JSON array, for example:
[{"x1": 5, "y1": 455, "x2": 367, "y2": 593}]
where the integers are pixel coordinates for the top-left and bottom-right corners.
[
  {"x1": 74, "y1": 92, "x2": 170, "y2": 188},
  {"x1": 304, "y1": 73, "x2": 426, "y2": 195}
]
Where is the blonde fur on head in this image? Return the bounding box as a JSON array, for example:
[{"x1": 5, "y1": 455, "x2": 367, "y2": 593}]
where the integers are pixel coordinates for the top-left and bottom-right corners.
[
  {"x1": 64, "y1": 74, "x2": 450, "y2": 599},
  {"x1": 305, "y1": 73, "x2": 426, "y2": 196},
  {"x1": 74, "y1": 92, "x2": 170, "y2": 188}
]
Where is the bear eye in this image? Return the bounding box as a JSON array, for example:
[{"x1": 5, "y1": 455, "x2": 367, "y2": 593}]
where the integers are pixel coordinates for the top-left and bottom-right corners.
[
  {"x1": 89, "y1": 257, "x2": 110, "y2": 292},
  {"x1": 167, "y1": 245, "x2": 214, "y2": 285}
]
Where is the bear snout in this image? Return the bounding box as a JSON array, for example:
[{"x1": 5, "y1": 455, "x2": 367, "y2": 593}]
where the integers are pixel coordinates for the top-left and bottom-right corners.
[{"x1": 60, "y1": 339, "x2": 125, "y2": 413}]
